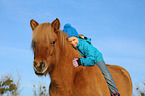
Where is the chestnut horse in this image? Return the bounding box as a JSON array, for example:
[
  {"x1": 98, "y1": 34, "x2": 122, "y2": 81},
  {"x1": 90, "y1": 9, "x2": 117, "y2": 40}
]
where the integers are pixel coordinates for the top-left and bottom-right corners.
[{"x1": 30, "y1": 18, "x2": 132, "y2": 96}]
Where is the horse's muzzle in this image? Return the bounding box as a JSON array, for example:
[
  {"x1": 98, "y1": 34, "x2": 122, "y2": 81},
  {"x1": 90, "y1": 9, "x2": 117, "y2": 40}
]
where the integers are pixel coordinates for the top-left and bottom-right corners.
[{"x1": 33, "y1": 61, "x2": 48, "y2": 75}]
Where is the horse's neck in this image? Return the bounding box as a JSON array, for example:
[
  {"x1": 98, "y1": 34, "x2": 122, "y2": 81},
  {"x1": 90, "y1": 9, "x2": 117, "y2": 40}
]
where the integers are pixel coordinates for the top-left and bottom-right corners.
[
  {"x1": 49, "y1": 41, "x2": 80, "y2": 92},
  {"x1": 50, "y1": 41, "x2": 80, "y2": 79}
]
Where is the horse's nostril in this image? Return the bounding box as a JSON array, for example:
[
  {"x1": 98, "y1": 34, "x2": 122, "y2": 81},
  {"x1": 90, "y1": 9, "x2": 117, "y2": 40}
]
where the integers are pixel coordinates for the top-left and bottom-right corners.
[
  {"x1": 40, "y1": 61, "x2": 45, "y2": 65},
  {"x1": 33, "y1": 61, "x2": 37, "y2": 68},
  {"x1": 33, "y1": 61, "x2": 47, "y2": 73},
  {"x1": 40, "y1": 61, "x2": 46, "y2": 67}
]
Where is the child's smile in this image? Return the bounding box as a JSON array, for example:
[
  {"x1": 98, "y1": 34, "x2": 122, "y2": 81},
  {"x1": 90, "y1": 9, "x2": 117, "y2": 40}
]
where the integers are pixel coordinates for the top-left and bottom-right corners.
[{"x1": 68, "y1": 36, "x2": 79, "y2": 48}]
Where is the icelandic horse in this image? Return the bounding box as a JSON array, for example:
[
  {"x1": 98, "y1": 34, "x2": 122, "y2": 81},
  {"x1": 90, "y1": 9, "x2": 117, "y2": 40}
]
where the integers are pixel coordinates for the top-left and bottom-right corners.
[{"x1": 30, "y1": 18, "x2": 132, "y2": 96}]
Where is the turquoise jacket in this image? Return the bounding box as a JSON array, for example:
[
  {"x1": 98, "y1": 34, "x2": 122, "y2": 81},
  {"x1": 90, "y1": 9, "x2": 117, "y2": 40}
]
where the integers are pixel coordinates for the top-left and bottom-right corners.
[{"x1": 75, "y1": 38, "x2": 103, "y2": 66}]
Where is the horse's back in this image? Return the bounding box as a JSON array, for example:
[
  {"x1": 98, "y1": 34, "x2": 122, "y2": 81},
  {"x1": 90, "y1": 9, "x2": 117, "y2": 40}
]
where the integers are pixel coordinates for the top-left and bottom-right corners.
[
  {"x1": 73, "y1": 64, "x2": 132, "y2": 96},
  {"x1": 107, "y1": 65, "x2": 132, "y2": 96}
]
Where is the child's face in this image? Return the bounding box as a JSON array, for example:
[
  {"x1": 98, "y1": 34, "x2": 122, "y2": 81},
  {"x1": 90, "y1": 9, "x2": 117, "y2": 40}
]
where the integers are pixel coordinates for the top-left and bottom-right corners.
[{"x1": 68, "y1": 37, "x2": 79, "y2": 48}]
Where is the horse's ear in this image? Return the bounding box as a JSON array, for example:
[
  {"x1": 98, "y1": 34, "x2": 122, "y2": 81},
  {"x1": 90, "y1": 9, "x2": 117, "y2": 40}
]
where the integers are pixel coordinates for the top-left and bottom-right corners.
[
  {"x1": 30, "y1": 19, "x2": 39, "y2": 31},
  {"x1": 51, "y1": 18, "x2": 60, "y2": 33}
]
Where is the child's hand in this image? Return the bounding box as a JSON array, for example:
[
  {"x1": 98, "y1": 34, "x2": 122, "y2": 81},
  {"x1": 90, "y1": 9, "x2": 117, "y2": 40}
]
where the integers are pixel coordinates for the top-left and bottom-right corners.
[{"x1": 73, "y1": 58, "x2": 79, "y2": 67}]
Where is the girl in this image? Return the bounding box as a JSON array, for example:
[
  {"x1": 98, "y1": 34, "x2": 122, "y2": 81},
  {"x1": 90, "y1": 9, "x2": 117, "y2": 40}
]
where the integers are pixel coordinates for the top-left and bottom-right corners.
[{"x1": 63, "y1": 23, "x2": 120, "y2": 96}]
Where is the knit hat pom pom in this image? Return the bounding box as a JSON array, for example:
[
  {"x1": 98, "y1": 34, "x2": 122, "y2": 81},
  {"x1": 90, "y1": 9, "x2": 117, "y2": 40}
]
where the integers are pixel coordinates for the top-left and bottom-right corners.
[
  {"x1": 63, "y1": 23, "x2": 79, "y2": 38},
  {"x1": 64, "y1": 23, "x2": 71, "y2": 28}
]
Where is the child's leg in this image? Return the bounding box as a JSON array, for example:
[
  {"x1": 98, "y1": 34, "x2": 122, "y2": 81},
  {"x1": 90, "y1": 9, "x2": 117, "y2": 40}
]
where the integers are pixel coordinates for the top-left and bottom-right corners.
[{"x1": 95, "y1": 60, "x2": 118, "y2": 94}]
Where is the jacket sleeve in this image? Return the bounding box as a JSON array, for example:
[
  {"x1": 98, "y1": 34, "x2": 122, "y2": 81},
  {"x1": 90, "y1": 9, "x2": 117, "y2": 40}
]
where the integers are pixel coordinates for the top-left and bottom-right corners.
[{"x1": 78, "y1": 42, "x2": 97, "y2": 66}]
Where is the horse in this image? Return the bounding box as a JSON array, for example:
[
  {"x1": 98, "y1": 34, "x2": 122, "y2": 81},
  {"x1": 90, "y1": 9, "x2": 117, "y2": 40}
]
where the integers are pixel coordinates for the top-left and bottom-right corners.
[{"x1": 30, "y1": 18, "x2": 132, "y2": 96}]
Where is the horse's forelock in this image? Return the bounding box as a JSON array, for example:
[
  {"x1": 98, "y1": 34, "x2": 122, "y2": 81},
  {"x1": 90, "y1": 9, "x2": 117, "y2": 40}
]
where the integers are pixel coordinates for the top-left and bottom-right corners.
[
  {"x1": 32, "y1": 23, "x2": 54, "y2": 43},
  {"x1": 32, "y1": 23, "x2": 67, "y2": 47}
]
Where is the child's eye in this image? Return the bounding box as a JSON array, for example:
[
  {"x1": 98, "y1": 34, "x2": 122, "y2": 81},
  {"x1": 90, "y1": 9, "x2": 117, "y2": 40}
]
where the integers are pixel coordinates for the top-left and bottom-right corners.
[{"x1": 73, "y1": 39, "x2": 75, "y2": 41}]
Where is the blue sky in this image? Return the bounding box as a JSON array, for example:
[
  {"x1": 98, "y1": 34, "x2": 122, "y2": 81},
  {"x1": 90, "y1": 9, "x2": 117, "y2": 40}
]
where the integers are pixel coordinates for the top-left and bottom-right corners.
[{"x1": 0, "y1": 0, "x2": 145, "y2": 95}]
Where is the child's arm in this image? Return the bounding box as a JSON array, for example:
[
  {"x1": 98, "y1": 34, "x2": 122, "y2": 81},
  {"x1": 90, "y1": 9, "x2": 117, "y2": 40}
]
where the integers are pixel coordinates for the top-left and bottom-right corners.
[{"x1": 78, "y1": 42, "x2": 102, "y2": 66}]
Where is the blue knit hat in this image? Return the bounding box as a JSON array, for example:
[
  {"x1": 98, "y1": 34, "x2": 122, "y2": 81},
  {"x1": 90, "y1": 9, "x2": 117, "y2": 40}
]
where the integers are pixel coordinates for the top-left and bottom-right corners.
[{"x1": 63, "y1": 23, "x2": 79, "y2": 38}]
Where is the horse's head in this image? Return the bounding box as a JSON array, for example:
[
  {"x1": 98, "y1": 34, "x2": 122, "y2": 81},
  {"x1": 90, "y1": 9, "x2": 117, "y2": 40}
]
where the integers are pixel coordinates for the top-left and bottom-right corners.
[{"x1": 30, "y1": 18, "x2": 66, "y2": 76}]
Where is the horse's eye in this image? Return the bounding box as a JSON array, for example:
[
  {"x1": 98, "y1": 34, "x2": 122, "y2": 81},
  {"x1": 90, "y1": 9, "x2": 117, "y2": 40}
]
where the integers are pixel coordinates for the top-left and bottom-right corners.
[
  {"x1": 33, "y1": 41, "x2": 36, "y2": 47},
  {"x1": 51, "y1": 41, "x2": 56, "y2": 45},
  {"x1": 31, "y1": 41, "x2": 36, "y2": 49}
]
